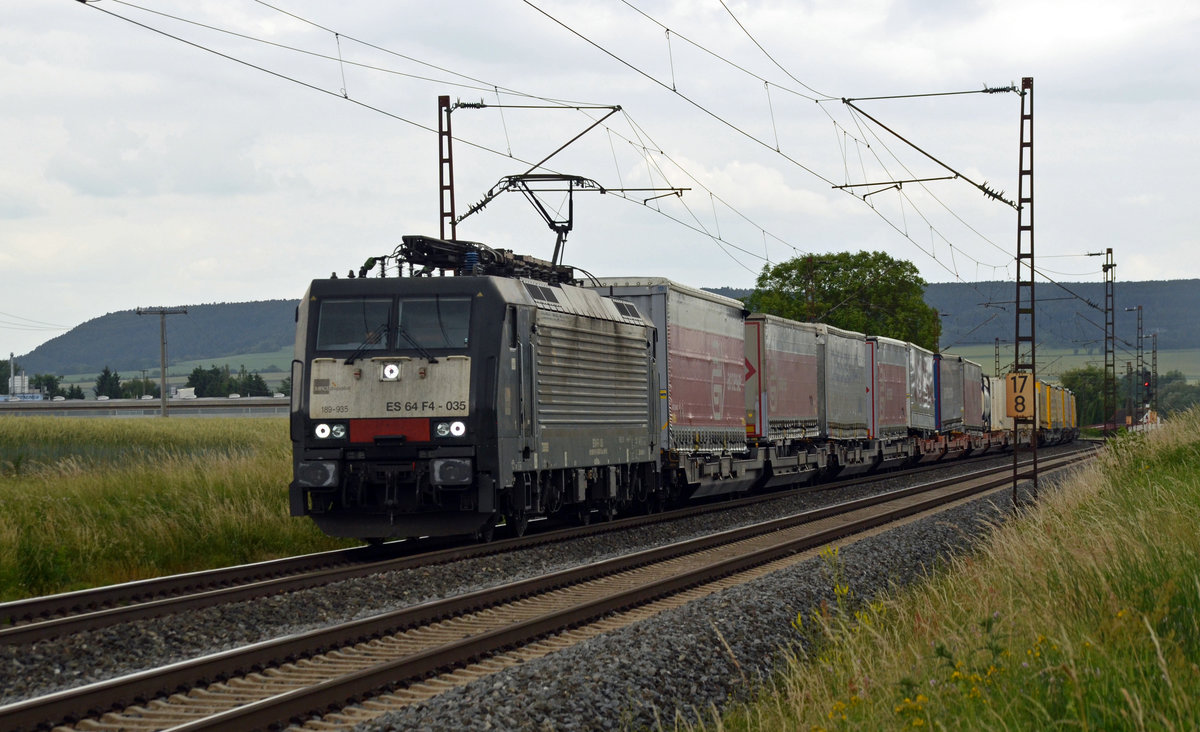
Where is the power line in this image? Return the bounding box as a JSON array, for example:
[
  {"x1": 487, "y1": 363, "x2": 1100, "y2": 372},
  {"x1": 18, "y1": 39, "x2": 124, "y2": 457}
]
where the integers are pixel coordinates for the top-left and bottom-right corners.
[
  {"x1": 83, "y1": 0, "x2": 814, "y2": 273},
  {"x1": 80, "y1": 0, "x2": 1111, "y2": 325},
  {"x1": 520, "y1": 0, "x2": 837, "y2": 187}
]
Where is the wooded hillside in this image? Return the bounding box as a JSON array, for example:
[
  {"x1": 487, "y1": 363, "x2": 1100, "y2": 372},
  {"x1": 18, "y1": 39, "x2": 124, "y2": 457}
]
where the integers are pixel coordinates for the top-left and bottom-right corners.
[{"x1": 15, "y1": 300, "x2": 295, "y2": 376}]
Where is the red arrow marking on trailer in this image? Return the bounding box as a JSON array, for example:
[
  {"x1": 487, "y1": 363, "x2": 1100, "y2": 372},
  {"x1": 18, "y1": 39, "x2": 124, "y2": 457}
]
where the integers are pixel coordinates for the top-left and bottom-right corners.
[{"x1": 745, "y1": 358, "x2": 756, "y2": 381}]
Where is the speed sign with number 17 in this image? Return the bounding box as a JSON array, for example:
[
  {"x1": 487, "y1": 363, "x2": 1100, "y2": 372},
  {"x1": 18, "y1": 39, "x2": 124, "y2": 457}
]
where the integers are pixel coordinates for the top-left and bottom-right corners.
[{"x1": 1005, "y1": 372, "x2": 1034, "y2": 418}]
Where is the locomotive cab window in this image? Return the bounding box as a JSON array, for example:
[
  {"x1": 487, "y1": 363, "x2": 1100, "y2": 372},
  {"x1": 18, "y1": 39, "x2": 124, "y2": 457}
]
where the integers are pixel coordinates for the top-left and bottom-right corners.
[
  {"x1": 397, "y1": 296, "x2": 471, "y2": 349},
  {"x1": 315, "y1": 298, "x2": 392, "y2": 351}
]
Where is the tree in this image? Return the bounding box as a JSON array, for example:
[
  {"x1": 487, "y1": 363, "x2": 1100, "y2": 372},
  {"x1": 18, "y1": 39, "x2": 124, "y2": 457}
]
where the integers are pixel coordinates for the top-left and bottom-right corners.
[
  {"x1": 0, "y1": 359, "x2": 9, "y2": 395},
  {"x1": 278, "y1": 375, "x2": 291, "y2": 397},
  {"x1": 1158, "y1": 370, "x2": 1200, "y2": 417},
  {"x1": 66, "y1": 384, "x2": 86, "y2": 400},
  {"x1": 121, "y1": 377, "x2": 160, "y2": 399},
  {"x1": 237, "y1": 370, "x2": 269, "y2": 397},
  {"x1": 186, "y1": 365, "x2": 234, "y2": 397},
  {"x1": 30, "y1": 374, "x2": 65, "y2": 398},
  {"x1": 94, "y1": 366, "x2": 122, "y2": 398},
  {"x1": 744, "y1": 251, "x2": 941, "y2": 351},
  {"x1": 1061, "y1": 365, "x2": 1105, "y2": 426}
]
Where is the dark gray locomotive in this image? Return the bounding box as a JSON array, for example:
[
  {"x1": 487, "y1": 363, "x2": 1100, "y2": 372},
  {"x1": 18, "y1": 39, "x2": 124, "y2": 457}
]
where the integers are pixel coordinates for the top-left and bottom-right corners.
[{"x1": 289, "y1": 236, "x2": 659, "y2": 540}]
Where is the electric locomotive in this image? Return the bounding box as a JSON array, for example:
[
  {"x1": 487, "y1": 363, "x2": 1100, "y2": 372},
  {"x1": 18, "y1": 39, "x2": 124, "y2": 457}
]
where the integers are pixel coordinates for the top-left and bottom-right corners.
[{"x1": 289, "y1": 235, "x2": 659, "y2": 541}]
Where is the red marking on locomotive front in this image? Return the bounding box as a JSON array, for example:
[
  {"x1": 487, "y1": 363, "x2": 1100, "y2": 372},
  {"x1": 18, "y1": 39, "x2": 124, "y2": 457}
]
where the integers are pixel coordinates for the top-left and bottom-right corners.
[{"x1": 349, "y1": 418, "x2": 431, "y2": 443}]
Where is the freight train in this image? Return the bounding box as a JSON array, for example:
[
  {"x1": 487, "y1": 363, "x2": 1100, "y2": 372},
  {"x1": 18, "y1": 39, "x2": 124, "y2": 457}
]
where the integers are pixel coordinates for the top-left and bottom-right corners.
[{"x1": 289, "y1": 235, "x2": 1076, "y2": 542}]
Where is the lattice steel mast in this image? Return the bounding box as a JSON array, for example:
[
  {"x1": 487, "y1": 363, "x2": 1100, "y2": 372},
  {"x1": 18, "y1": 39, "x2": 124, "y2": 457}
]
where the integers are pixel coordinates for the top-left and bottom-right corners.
[{"x1": 1012, "y1": 77, "x2": 1037, "y2": 502}]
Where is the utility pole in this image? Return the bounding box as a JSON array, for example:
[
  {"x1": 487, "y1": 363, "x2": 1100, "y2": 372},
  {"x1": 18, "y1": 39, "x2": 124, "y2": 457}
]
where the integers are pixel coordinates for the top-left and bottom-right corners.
[{"x1": 137, "y1": 307, "x2": 187, "y2": 416}]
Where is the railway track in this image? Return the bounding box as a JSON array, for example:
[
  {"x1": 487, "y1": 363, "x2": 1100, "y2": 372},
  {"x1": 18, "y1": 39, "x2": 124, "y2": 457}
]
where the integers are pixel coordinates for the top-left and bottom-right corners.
[
  {"x1": 0, "y1": 449, "x2": 1094, "y2": 732},
  {"x1": 0, "y1": 447, "x2": 1083, "y2": 647}
]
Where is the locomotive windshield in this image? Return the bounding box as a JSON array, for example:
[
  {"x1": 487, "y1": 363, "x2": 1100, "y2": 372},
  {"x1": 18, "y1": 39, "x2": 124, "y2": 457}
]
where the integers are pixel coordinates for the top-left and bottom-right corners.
[
  {"x1": 313, "y1": 295, "x2": 472, "y2": 353},
  {"x1": 315, "y1": 298, "x2": 391, "y2": 351},
  {"x1": 397, "y1": 296, "x2": 471, "y2": 349}
]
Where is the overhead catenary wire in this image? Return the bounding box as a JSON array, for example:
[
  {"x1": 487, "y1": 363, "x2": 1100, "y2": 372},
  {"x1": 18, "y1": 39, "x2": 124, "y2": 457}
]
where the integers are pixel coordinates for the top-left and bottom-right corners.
[
  {"x1": 89, "y1": 0, "x2": 969, "y2": 284},
  {"x1": 77, "y1": 0, "x2": 1108, "y2": 329},
  {"x1": 85, "y1": 0, "x2": 812, "y2": 272},
  {"x1": 522, "y1": 0, "x2": 1026, "y2": 296}
]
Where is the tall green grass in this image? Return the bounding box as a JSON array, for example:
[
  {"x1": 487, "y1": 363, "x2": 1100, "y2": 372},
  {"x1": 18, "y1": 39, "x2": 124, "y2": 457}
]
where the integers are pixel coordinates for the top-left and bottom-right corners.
[
  {"x1": 713, "y1": 410, "x2": 1200, "y2": 731},
  {"x1": 0, "y1": 417, "x2": 353, "y2": 601}
]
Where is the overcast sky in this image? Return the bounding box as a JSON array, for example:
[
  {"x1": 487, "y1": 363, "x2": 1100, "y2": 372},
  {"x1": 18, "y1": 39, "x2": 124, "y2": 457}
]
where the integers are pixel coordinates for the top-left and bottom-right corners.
[{"x1": 3, "y1": 0, "x2": 1197, "y2": 356}]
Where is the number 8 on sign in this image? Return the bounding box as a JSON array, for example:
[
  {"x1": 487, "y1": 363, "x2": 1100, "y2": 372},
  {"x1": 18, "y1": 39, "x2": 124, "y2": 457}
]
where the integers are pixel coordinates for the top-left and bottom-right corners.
[{"x1": 1006, "y1": 372, "x2": 1034, "y2": 418}]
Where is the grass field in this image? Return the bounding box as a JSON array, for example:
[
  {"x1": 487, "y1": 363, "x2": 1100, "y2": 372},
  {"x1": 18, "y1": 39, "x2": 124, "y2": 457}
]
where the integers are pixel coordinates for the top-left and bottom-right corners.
[
  {"x1": 59, "y1": 346, "x2": 294, "y2": 393},
  {"x1": 0, "y1": 417, "x2": 353, "y2": 601},
  {"x1": 713, "y1": 410, "x2": 1200, "y2": 730}
]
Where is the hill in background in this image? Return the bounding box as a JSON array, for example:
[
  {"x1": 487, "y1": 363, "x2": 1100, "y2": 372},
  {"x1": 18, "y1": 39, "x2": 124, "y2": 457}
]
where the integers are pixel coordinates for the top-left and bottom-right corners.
[
  {"x1": 710, "y1": 280, "x2": 1198, "y2": 352},
  {"x1": 15, "y1": 301, "x2": 295, "y2": 377},
  {"x1": 11, "y1": 280, "x2": 1197, "y2": 379}
]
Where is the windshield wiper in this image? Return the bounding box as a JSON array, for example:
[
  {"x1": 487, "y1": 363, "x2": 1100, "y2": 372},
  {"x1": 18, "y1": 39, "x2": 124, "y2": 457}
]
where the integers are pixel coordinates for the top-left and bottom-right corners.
[
  {"x1": 397, "y1": 325, "x2": 439, "y2": 363},
  {"x1": 344, "y1": 323, "x2": 388, "y2": 365}
]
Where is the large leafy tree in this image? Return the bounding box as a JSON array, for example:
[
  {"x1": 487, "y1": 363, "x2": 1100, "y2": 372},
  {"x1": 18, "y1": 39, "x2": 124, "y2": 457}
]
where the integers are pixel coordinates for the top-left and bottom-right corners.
[{"x1": 744, "y1": 251, "x2": 941, "y2": 351}]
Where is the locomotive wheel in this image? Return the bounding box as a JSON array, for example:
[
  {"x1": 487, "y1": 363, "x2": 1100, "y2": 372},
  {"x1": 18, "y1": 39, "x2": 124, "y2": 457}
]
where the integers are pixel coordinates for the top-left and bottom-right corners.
[{"x1": 475, "y1": 515, "x2": 498, "y2": 543}]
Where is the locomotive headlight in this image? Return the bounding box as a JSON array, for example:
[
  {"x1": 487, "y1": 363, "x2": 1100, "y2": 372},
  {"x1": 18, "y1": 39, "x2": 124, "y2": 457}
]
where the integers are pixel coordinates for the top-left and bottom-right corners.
[
  {"x1": 313, "y1": 422, "x2": 347, "y2": 440},
  {"x1": 434, "y1": 420, "x2": 468, "y2": 438},
  {"x1": 381, "y1": 362, "x2": 401, "y2": 381}
]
